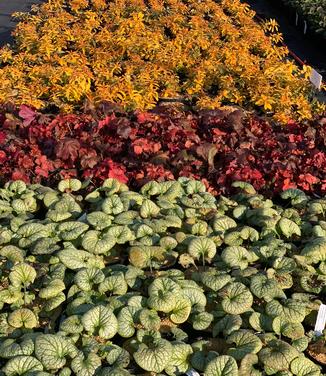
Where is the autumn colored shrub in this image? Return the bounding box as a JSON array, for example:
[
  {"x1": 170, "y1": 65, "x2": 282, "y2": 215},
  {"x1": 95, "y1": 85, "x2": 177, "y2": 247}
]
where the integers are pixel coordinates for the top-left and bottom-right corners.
[
  {"x1": 0, "y1": 0, "x2": 323, "y2": 122},
  {"x1": 0, "y1": 103, "x2": 325, "y2": 196}
]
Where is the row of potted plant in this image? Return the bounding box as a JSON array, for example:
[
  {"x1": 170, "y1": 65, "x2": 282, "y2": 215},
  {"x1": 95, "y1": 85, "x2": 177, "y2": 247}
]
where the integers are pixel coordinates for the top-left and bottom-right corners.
[
  {"x1": 0, "y1": 0, "x2": 323, "y2": 122},
  {"x1": 0, "y1": 178, "x2": 325, "y2": 375},
  {"x1": 1, "y1": 103, "x2": 325, "y2": 197},
  {"x1": 282, "y1": 0, "x2": 326, "y2": 37}
]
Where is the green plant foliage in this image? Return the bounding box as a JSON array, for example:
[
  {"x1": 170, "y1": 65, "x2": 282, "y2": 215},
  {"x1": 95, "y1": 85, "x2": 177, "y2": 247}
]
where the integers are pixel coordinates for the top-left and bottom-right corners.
[
  {"x1": 258, "y1": 339, "x2": 299, "y2": 373},
  {"x1": 290, "y1": 355, "x2": 321, "y2": 376},
  {"x1": 219, "y1": 282, "x2": 253, "y2": 315},
  {"x1": 58, "y1": 179, "x2": 82, "y2": 193},
  {"x1": 0, "y1": 178, "x2": 325, "y2": 374},
  {"x1": 226, "y1": 330, "x2": 262, "y2": 360},
  {"x1": 71, "y1": 351, "x2": 101, "y2": 376},
  {"x1": 82, "y1": 306, "x2": 118, "y2": 339},
  {"x1": 213, "y1": 315, "x2": 242, "y2": 338},
  {"x1": 238, "y1": 353, "x2": 260, "y2": 376},
  {"x1": 2, "y1": 356, "x2": 43, "y2": 375},
  {"x1": 34, "y1": 334, "x2": 76, "y2": 370},
  {"x1": 250, "y1": 274, "x2": 286, "y2": 301},
  {"x1": 192, "y1": 312, "x2": 214, "y2": 331},
  {"x1": 165, "y1": 341, "x2": 193, "y2": 375},
  {"x1": 283, "y1": 0, "x2": 326, "y2": 38},
  {"x1": 204, "y1": 355, "x2": 238, "y2": 376},
  {"x1": 117, "y1": 306, "x2": 140, "y2": 338},
  {"x1": 133, "y1": 338, "x2": 173, "y2": 373},
  {"x1": 148, "y1": 278, "x2": 181, "y2": 313},
  {"x1": 9, "y1": 263, "x2": 36, "y2": 287},
  {"x1": 188, "y1": 237, "x2": 217, "y2": 266},
  {"x1": 7, "y1": 308, "x2": 38, "y2": 329},
  {"x1": 82, "y1": 230, "x2": 116, "y2": 255},
  {"x1": 221, "y1": 246, "x2": 251, "y2": 270}
]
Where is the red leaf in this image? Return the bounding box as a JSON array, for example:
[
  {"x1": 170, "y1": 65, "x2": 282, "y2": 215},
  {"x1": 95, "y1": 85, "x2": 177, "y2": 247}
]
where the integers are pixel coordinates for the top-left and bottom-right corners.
[
  {"x1": 0, "y1": 131, "x2": 6, "y2": 144},
  {"x1": 107, "y1": 160, "x2": 128, "y2": 183},
  {"x1": 136, "y1": 112, "x2": 155, "y2": 124},
  {"x1": 18, "y1": 105, "x2": 37, "y2": 126},
  {"x1": 11, "y1": 170, "x2": 30, "y2": 183},
  {"x1": 19, "y1": 155, "x2": 34, "y2": 169},
  {"x1": 196, "y1": 143, "x2": 217, "y2": 171},
  {"x1": 132, "y1": 138, "x2": 161, "y2": 155},
  {"x1": 133, "y1": 144, "x2": 143, "y2": 155},
  {"x1": 55, "y1": 138, "x2": 80, "y2": 161},
  {"x1": 299, "y1": 173, "x2": 319, "y2": 185},
  {"x1": 35, "y1": 155, "x2": 54, "y2": 178},
  {"x1": 0, "y1": 150, "x2": 6, "y2": 163},
  {"x1": 282, "y1": 178, "x2": 297, "y2": 190},
  {"x1": 98, "y1": 115, "x2": 113, "y2": 129},
  {"x1": 116, "y1": 117, "x2": 132, "y2": 139},
  {"x1": 0, "y1": 104, "x2": 325, "y2": 197},
  {"x1": 212, "y1": 128, "x2": 227, "y2": 137},
  {"x1": 80, "y1": 150, "x2": 98, "y2": 168},
  {"x1": 59, "y1": 169, "x2": 78, "y2": 179}
]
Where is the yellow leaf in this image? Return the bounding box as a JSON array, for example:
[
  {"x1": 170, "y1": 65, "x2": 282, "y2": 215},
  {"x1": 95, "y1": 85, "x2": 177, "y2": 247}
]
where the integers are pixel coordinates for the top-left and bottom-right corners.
[{"x1": 255, "y1": 95, "x2": 275, "y2": 111}]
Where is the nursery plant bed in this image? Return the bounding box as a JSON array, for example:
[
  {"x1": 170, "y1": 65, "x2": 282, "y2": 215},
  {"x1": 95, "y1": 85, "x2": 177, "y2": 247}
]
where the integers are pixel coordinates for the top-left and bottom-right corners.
[
  {"x1": 0, "y1": 0, "x2": 320, "y2": 121},
  {"x1": 0, "y1": 103, "x2": 326, "y2": 197},
  {"x1": 0, "y1": 177, "x2": 325, "y2": 375}
]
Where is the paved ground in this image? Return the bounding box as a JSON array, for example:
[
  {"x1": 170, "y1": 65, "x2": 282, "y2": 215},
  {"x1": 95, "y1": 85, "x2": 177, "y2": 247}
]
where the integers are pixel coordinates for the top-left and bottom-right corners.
[
  {"x1": 0, "y1": 0, "x2": 44, "y2": 45},
  {"x1": 243, "y1": 0, "x2": 326, "y2": 76}
]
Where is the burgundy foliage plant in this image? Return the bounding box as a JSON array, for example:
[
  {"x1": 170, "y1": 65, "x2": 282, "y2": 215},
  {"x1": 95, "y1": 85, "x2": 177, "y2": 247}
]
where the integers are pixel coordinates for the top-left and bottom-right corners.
[{"x1": 0, "y1": 103, "x2": 325, "y2": 196}]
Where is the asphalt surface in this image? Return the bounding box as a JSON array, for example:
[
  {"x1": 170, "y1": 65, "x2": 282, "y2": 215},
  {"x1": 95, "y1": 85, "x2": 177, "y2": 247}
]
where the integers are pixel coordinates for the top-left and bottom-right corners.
[
  {"x1": 243, "y1": 0, "x2": 326, "y2": 76},
  {"x1": 0, "y1": 0, "x2": 44, "y2": 45}
]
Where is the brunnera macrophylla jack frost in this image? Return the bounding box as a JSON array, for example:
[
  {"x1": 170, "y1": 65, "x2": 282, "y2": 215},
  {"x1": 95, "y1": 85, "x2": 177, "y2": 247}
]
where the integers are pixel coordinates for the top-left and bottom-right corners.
[{"x1": 0, "y1": 177, "x2": 325, "y2": 375}]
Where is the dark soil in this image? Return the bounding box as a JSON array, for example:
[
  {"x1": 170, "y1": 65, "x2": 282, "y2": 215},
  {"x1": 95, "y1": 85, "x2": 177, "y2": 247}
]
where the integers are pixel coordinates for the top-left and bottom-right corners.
[{"x1": 307, "y1": 339, "x2": 326, "y2": 366}]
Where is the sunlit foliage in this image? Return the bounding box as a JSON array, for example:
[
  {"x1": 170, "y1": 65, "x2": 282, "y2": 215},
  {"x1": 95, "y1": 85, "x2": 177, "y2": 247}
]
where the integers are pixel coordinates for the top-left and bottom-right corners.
[{"x1": 0, "y1": 0, "x2": 322, "y2": 121}]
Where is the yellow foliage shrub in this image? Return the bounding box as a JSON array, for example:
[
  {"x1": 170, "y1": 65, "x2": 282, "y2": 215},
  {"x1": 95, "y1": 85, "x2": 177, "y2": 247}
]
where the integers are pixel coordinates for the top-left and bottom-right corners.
[{"x1": 0, "y1": 0, "x2": 323, "y2": 121}]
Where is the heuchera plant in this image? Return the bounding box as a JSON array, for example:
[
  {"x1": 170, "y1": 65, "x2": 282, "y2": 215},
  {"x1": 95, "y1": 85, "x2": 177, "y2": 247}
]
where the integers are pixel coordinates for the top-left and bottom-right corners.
[
  {"x1": 0, "y1": 177, "x2": 325, "y2": 375},
  {"x1": 0, "y1": 104, "x2": 325, "y2": 197}
]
